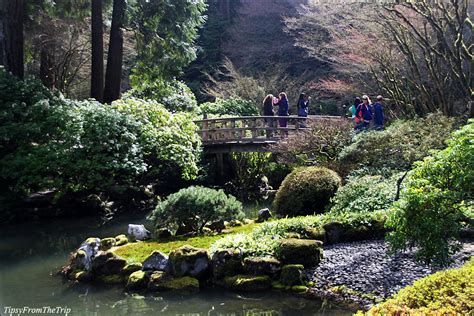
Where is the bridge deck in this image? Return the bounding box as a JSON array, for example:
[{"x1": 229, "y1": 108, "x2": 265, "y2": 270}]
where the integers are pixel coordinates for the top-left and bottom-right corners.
[{"x1": 194, "y1": 115, "x2": 341, "y2": 152}]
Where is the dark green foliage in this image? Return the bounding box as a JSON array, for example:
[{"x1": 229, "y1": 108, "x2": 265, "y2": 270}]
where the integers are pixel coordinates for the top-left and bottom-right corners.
[
  {"x1": 330, "y1": 173, "x2": 402, "y2": 215},
  {"x1": 128, "y1": 80, "x2": 198, "y2": 113},
  {"x1": 149, "y1": 186, "x2": 244, "y2": 234},
  {"x1": 386, "y1": 120, "x2": 474, "y2": 265},
  {"x1": 274, "y1": 167, "x2": 342, "y2": 216},
  {"x1": 130, "y1": 0, "x2": 207, "y2": 88},
  {"x1": 339, "y1": 114, "x2": 456, "y2": 176},
  {"x1": 197, "y1": 98, "x2": 259, "y2": 117},
  {"x1": 265, "y1": 162, "x2": 293, "y2": 189}
]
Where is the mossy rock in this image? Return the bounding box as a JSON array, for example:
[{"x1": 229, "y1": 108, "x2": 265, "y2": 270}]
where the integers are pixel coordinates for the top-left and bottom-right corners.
[
  {"x1": 74, "y1": 270, "x2": 91, "y2": 282},
  {"x1": 291, "y1": 285, "x2": 308, "y2": 293},
  {"x1": 304, "y1": 228, "x2": 326, "y2": 243},
  {"x1": 126, "y1": 270, "x2": 148, "y2": 290},
  {"x1": 223, "y1": 274, "x2": 272, "y2": 292},
  {"x1": 169, "y1": 245, "x2": 210, "y2": 280},
  {"x1": 100, "y1": 237, "x2": 116, "y2": 250},
  {"x1": 272, "y1": 281, "x2": 286, "y2": 290},
  {"x1": 280, "y1": 264, "x2": 306, "y2": 286},
  {"x1": 323, "y1": 222, "x2": 345, "y2": 244},
  {"x1": 97, "y1": 274, "x2": 125, "y2": 285},
  {"x1": 121, "y1": 262, "x2": 143, "y2": 275},
  {"x1": 153, "y1": 276, "x2": 200, "y2": 292},
  {"x1": 242, "y1": 256, "x2": 281, "y2": 276},
  {"x1": 148, "y1": 271, "x2": 168, "y2": 290},
  {"x1": 342, "y1": 225, "x2": 372, "y2": 242},
  {"x1": 211, "y1": 248, "x2": 243, "y2": 279},
  {"x1": 277, "y1": 239, "x2": 323, "y2": 267},
  {"x1": 115, "y1": 234, "x2": 129, "y2": 246}
]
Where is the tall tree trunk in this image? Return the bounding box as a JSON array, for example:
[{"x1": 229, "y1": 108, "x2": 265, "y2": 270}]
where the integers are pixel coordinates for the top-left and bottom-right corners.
[
  {"x1": 40, "y1": 46, "x2": 55, "y2": 89},
  {"x1": 3, "y1": 0, "x2": 25, "y2": 78},
  {"x1": 91, "y1": 0, "x2": 104, "y2": 102},
  {"x1": 103, "y1": 0, "x2": 125, "y2": 104}
]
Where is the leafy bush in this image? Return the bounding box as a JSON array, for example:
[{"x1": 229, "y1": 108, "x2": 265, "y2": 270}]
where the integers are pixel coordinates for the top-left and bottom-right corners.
[
  {"x1": 274, "y1": 167, "x2": 342, "y2": 216},
  {"x1": 265, "y1": 162, "x2": 293, "y2": 189},
  {"x1": 111, "y1": 98, "x2": 202, "y2": 183},
  {"x1": 272, "y1": 119, "x2": 353, "y2": 168},
  {"x1": 365, "y1": 258, "x2": 474, "y2": 315},
  {"x1": 386, "y1": 120, "x2": 474, "y2": 265},
  {"x1": 210, "y1": 210, "x2": 387, "y2": 258},
  {"x1": 339, "y1": 114, "x2": 456, "y2": 176},
  {"x1": 128, "y1": 79, "x2": 198, "y2": 113},
  {"x1": 1, "y1": 97, "x2": 146, "y2": 197},
  {"x1": 149, "y1": 186, "x2": 244, "y2": 234},
  {"x1": 197, "y1": 98, "x2": 259, "y2": 117},
  {"x1": 330, "y1": 173, "x2": 402, "y2": 215}
]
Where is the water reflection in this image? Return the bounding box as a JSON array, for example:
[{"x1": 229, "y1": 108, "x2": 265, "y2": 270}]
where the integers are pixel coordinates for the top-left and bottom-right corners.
[{"x1": 0, "y1": 214, "x2": 351, "y2": 316}]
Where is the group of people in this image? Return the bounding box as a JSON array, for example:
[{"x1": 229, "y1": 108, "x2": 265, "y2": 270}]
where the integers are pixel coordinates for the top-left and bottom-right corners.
[
  {"x1": 261, "y1": 92, "x2": 385, "y2": 135},
  {"x1": 262, "y1": 92, "x2": 310, "y2": 128},
  {"x1": 347, "y1": 95, "x2": 384, "y2": 131}
]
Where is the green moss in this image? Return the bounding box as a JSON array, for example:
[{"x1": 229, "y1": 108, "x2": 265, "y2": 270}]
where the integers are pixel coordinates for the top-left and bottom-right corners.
[
  {"x1": 223, "y1": 274, "x2": 272, "y2": 291},
  {"x1": 280, "y1": 264, "x2": 305, "y2": 286},
  {"x1": 271, "y1": 281, "x2": 286, "y2": 290},
  {"x1": 97, "y1": 274, "x2": 125, "y2": 285},
  {"x1": 113, "y1": 223, "x2": 259, "y2": 263},
  {"x1": 156, "y1": 276, "x2": 200, "y2": 292},
  {"x1": 121, "y1": 262, "x2": 142, "y2": 274},
  {"x1": 291, "y1": 285, "x2": 308, "y2": 293},
  {"x1": 276, "y1": 239, "x2": 323, "y2": 267},
  {"x1": 115, "y1": 234, "x2": 129, "y2": 246},
  {"x1": 126, "y1": 270, "x2": 147, "y2": 290},
  {"x1": 366, "y1": 258, "x2": 474, "y2": 315}
]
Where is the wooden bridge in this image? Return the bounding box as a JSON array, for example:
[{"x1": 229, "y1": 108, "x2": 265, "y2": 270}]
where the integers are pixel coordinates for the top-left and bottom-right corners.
[{"x1": 194, "y1": 115, "x2": 342, "y2": 153}]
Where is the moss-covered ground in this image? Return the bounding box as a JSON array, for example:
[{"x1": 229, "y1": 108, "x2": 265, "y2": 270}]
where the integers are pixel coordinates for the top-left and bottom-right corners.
[
  {"x1": 113, "y1": 223, "x2": 259, "y2": 263},
  {"x1": 360, "y1": 258, "x2": 474, "y2": 315}
]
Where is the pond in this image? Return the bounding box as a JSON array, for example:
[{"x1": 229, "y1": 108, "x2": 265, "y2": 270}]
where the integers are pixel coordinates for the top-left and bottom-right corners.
[{"x1": 0, "y1": 213, "x2": 351, "y2": 316}]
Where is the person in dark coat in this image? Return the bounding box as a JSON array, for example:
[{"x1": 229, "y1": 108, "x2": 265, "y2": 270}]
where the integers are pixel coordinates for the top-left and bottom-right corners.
[
  {"x1": 373, "y1": 95, "x2": 384, "y2": 130},
  {"x1": 355, "y1": 95, "x2": 373, "y2": 131},
  {"x1": 277, "y1": 92, "x2": 289, "y2": 137},
  {"x1": 263, "y1": 94, "x2": 275, "y2": 137},
  {"x1": 297, "y1": 93, "x2": 310, "y2": 127}
]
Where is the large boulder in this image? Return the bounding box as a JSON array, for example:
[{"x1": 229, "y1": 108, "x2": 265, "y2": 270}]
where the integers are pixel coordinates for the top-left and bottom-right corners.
[
  {"x1": 242, "y1": 256, "x2": 281, "y2": 276},
  {"x1": 211, "y1": 248, "x2": 243, "y2": 279},
  {"x1": 91, "y1": 251, "x2": 127, "y2": 275},
  {"x1": 128, "y1": 224, "x2": 151, "y2": 241},
  {"x1": 142, "y1": 251, "x2": 170, "y2": 272},
  {"x1": 277, "y1": 238, "x2": 323, "y2": 267},
  {"x1": 257, "y1": 208, "x2": 272, "y2": 222},
  {"x1": 223, "y1": 274, "x2": 272, "y2": 291},
  {"x1": 73, "y1": 237, "x2": 101, "y2": 271},
  {"x1": 279, "y1": 264, "x2": 306, "y2": 286},
  {"x1": 169, "y1": 245, "x2": 210, "y2": 280}
]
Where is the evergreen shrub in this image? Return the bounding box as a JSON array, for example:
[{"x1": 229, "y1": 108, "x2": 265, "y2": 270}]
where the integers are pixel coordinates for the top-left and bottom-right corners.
[{"x1": 274, "y1": 167, "x2": 342, "y2": 216}]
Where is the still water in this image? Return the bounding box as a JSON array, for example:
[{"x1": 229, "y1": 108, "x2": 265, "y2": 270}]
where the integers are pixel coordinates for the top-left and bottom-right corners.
[{"x1": 0, "y1": 214, "x2": 351, "y2": 316}]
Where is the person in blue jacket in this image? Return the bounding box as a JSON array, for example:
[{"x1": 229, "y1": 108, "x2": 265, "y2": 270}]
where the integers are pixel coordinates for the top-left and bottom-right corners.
[
  {"x1": 355, "y1": 95, "x2": 373, "y2": 130},
  {"x1": 277, "y1": 92, "x2": 289, "y2": 129},
  {"x1": 297, "y1": 93, "x2": 310, "y2": 127},
  {"x1": 373, "y1": 95, "x2": 384, "y2": 130}
]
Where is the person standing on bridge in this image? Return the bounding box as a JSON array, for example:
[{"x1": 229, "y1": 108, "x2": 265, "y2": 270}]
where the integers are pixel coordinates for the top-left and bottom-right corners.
[
  {"x1": 277, "y1": 92, "x2": 289, "y2": 136},
  {"x1": 355, "y1": 95, "x2": 373, "y2": 131},
  {"x1": 263, "y1": 94, "x2": 275, "y2": 138},
  {"x1": 373, "y1": 95, "x2": 385, "y2": 130},
  {"x1": 297, "y1": 93, "x2": 310, "y2": 127}
]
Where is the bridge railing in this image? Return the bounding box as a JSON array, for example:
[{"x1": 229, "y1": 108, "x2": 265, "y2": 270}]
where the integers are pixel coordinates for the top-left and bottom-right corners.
[{"x1": 194, "y1": 115, "x2": 339, "y2": 144}]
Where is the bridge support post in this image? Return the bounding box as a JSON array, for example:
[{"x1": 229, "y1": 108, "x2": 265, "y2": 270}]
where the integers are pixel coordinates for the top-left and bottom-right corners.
[{"x1": 216, "y1": 152, "x2": 225, "y2": 182}]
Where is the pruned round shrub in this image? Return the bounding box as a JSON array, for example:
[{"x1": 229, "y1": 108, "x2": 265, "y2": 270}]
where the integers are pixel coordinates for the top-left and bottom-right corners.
[
  {"x1": 148, "y1": 186, "x2": 244, "y2": 234},
  {"x1": 274, "y1": 167, "x2": 342, "y2": 216}
]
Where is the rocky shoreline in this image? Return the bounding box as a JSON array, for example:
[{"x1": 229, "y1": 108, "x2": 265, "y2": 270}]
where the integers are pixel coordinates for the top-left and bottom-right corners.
[{"x1": 307, "y1": 239, "x2": 474, "y2": 310}]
